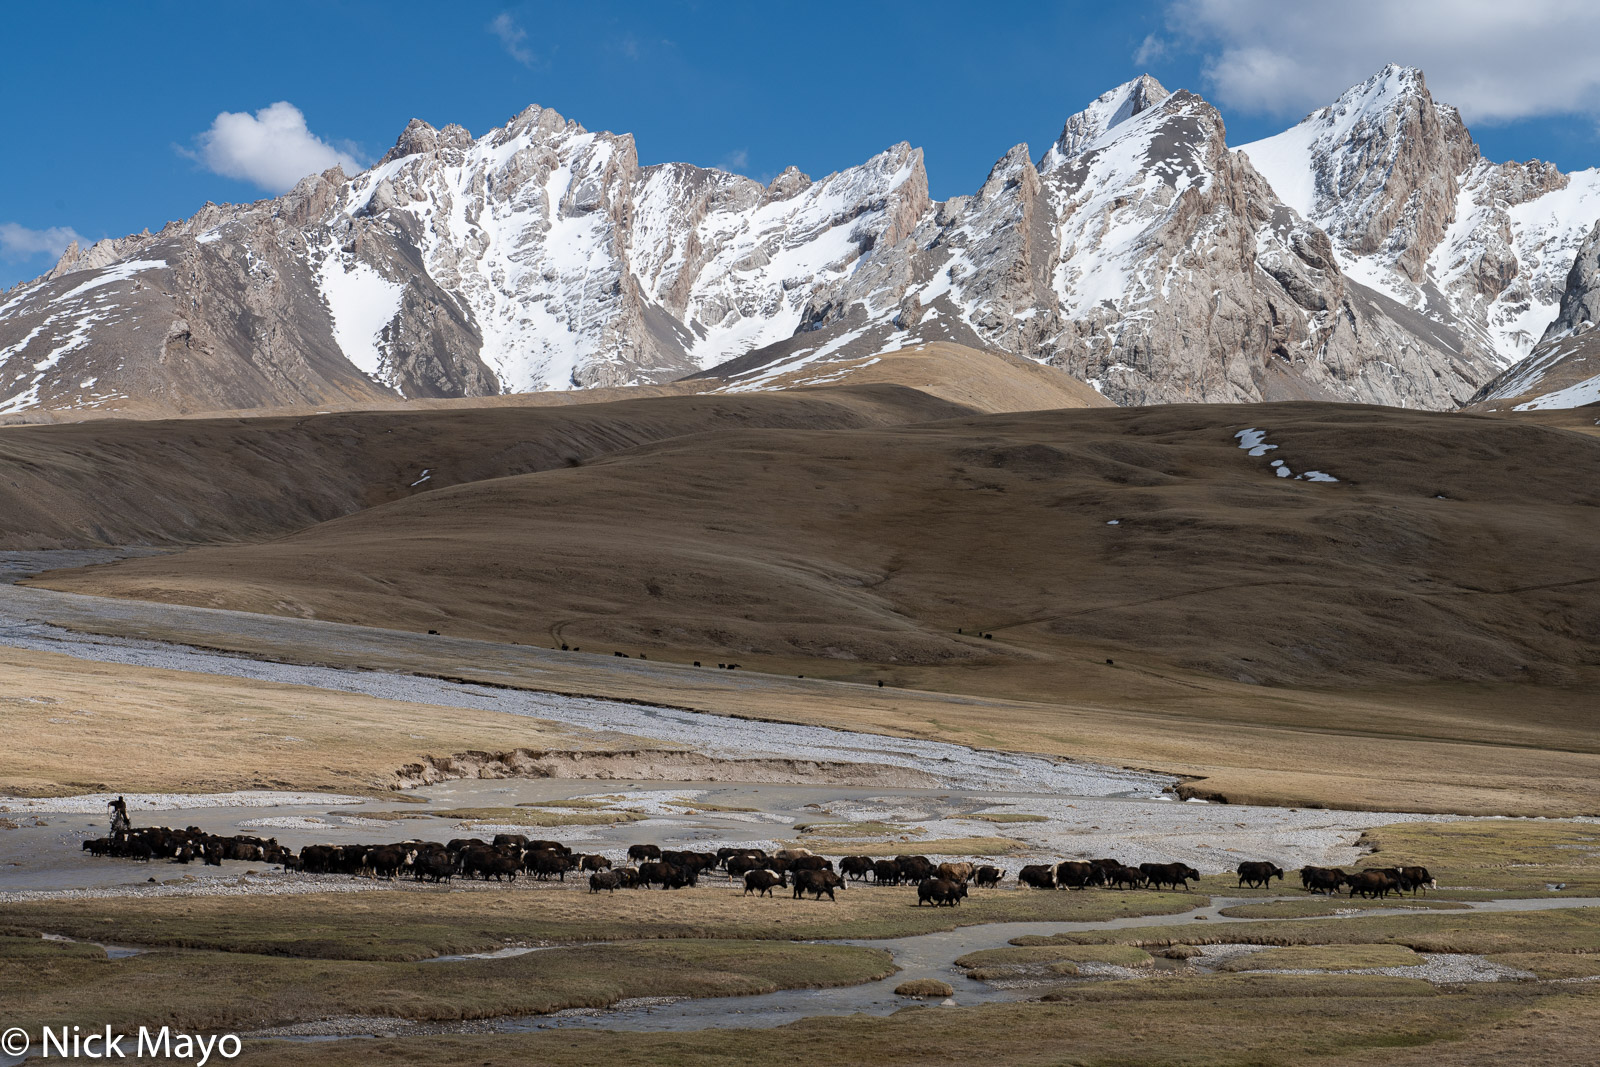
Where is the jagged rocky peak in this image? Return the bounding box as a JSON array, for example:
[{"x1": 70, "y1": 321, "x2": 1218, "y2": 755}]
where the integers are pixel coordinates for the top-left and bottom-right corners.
[
  {"x1": 1238, "y1": 63, "x2": 1600, "y2": 387},
  {"x1": 508, "y1": 101, "x2": 560, "y2": 131},
  {"x1": 1238, "y1": 64, "x2": 1478, "y2": 280},
  {"x1": 381, "y1": 118, "x2": 448, "y2": 164},
  {"x1": 976, "y1": 143, "x2": 1040, "y2": 203},
  {"x1": 1045, "y1": 83, "x2": 1229, "y2": 206},
  {"x1": 1040, "y1": 74, "x2": 1170, "y2": 171},
  {"x1": 765, "y1": 165, "x2": 812, "y2": 200}
]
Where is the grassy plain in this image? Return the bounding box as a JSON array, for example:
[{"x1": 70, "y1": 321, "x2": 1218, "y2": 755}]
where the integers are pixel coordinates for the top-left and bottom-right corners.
[
  {"x1": 0, "y1": 935, "x2": 894, "y2": 1034},
  {"x1": 0, "y1": 645, "x2": 651, "y2": 797},
  {"x1": 227, "y1": 985, "x2": 1600, "y2": 1066},
  {"x1": 0, "y1": 886, "x2": 1210, "y2": 959}
]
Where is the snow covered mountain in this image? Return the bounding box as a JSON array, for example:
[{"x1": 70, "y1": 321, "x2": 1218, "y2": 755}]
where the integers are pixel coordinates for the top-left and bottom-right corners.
[
  {"x1": 2, "y1": 67, "x2": 1597, "y2": 416},
  {"x1": 1238, "y1": 65, "x2": 1600, "y2": 385},
  {"x1": 712, "y1": 74, "x2": 1500, "y2": 408}
]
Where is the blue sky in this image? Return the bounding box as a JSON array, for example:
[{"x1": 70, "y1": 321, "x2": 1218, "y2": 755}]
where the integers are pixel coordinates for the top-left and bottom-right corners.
[{"x1": 4, "y1": 1, "x2": 1600, "y2": 288}]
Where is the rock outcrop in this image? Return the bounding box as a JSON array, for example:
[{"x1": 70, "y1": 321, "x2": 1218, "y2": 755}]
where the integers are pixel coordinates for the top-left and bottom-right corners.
[{"x1": 1470, "y1": 219, "x2": 1600, "y2": 410}]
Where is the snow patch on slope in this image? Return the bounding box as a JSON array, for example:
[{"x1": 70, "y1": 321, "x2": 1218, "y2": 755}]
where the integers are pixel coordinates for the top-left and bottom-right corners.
[
  {"x1": 317, "y1": 256, "x2": 404, "y2": 383},
  {"x1": 58, "y1": 260, "x2": 168, "y2": 301},
  {"x1": 1048, "y1": 92, "x2": 1214, "y2": 320},
  {"x1": 1235, "y1": 428, "x2": 1339, "y2": 482},
  {"x1": 1514, "y1": 369, "x2": 1600, "y2": 410}
]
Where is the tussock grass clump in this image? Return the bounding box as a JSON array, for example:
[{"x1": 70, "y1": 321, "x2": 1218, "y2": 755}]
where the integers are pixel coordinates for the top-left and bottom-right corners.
[
  {"x1": 1218, "y1": 899, "x2": 1470, "y2": 919},
  {"x1": 894, "y1": 979, "x2": 952, "y2": 998},
  {"x1": 958, "y1": 944, "x2": 1153, "y2": 970}
]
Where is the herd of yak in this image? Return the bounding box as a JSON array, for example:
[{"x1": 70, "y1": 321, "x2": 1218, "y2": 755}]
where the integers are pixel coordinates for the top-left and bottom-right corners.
[
  {"x1": 1012, "y1": 859, "x2": 1435, "y2": 899},
  {"x1": 78, "y1": 821, "x2": 1436, "y2": 903}
]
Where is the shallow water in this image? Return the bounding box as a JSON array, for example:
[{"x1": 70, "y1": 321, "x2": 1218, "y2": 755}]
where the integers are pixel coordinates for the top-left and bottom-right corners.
[{"x1": 520, "y1": 894, "x2": 1600, "y2": 1031}]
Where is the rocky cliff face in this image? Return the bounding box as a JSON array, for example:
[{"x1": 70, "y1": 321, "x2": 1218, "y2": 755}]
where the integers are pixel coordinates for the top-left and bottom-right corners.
[
  {"x1": 1545, "y1": 219, "x2": 1600, "y2": 339},
  {"x1": 1471, "y1": 219, "x2": 1600, "y2": 410},
  {"x1": 1239, "y1": 65, "x2": 1600, "y2": 388},
  {"x1": 3, "y1": 66, "x2": 1598, "y2": 415},
  {"x1": 1238, "y1": 67, "x2": 1480, "y2": 282}
]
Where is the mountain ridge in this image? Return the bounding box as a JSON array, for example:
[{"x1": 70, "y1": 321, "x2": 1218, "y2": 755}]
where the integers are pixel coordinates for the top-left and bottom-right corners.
[{"x1": 2, "y1": 66, "x2": 1595, "y2": 416}]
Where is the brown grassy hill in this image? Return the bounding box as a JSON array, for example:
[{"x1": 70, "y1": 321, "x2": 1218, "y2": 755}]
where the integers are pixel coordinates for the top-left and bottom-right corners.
[
  {"x1": 0, "y1": 385, "x2": 966, "y2": 548},
  {"x1": 37, "y1": 402, "x2": 1600, "y2": 695},
  {"x1": 702, "y1": 342, "x2": 1115, "y2": 413}
]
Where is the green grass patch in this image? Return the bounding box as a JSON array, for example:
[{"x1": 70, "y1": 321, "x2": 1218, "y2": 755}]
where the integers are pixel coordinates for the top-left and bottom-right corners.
[
  {"x1": 1041, "y1": 972, "x2": 1438, "y2": 1002},
  {"x1": 0, "y1": 935, "x2": 107, "y2": 961},
  {"x1": 957, "y1": 944, "x2": 1153, "y2": 969},
  {"x1": 0, "y1": 888, "x2": 1209, "y2": 960},
  {"x1": 962, "y1": 813, "x2": 1047, "y2": 824},
  {"x1": 1487, "y1": 952, "x2": 1600, "y2": 979},
  {"x1": 1032, "y1": 905, "x2": 1600, "y2": 957},
  {"x1": 222, "y1": 981, "x2": 1574, "y2": 1067},
  {"x1": 326, "y1": 809, "x2": 431, "y2": 822},
  {"x1": 1218, "y1": 898, "x2": 1471, "y2": 919},
  {"x1": 1357, "y1": 820, "x2": 1600, "y2": 896},
  {"x1": 957, "y1": 943, "x2": 1152, "y2": 981}
]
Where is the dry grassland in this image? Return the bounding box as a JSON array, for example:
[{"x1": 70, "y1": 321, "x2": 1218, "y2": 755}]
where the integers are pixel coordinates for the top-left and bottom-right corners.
[
  {"x1": 0, "y1": 645, "x2": 652, "y2": 797},
  {"x1": 8, "y1": 394, "x2": 1600, "y2": 815}
]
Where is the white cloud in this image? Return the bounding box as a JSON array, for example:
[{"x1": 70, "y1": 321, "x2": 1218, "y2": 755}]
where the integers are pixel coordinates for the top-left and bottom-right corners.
[
  {"x1": 1164, "y1": 0, "x2": 1600, "y2": 123},
  {"x1": 722, "y1": 148, "x2": 750, "y2": 171},
  {"x1": 0, "y1": 222, "x2": 87, "y2": 262},
  {"x1": 1133, "y1": 33, "x2": 1167, "y2": 66},
  {"x1": 490, "y1": 13, "x2": 536, "y2": 67},
  {"x1": 186, "y1": 102, "x2": 362, "y2": 193}
]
